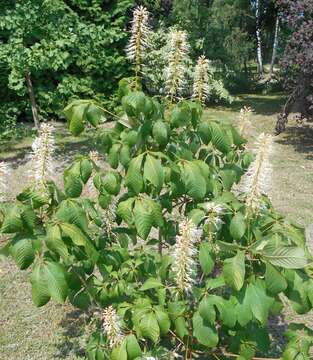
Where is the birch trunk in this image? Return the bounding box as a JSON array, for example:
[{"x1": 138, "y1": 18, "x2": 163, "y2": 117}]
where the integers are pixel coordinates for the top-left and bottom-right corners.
[
  {"x1": 25, "y1": 71, "x2": 40, "y2": 131},
  {"x1": 270, "y1": 16, "x2": 279, "y2": 77},
  {"x1": 255, "y1": 0, "x2": 263, "y2": 75}
]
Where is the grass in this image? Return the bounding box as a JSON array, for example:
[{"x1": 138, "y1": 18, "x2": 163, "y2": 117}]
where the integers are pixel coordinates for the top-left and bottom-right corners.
[{"x1": 1, "y1": 92, "x2": 313, "y2": 358}]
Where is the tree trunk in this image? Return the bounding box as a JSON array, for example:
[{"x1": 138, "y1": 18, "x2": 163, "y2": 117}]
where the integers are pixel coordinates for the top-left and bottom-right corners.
[
  {"x1": 255, "y1": 0, "x2": 263, "y2": 75},
  {"x1": 269, "y1": 16, "x2": 279, "y2": 77},
  {"x1": 25, "y1": 71, "x2": 40, "y2": 130}
]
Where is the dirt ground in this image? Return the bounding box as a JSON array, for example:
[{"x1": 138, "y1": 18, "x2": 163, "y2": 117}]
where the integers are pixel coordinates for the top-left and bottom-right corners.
[{"x1": 1, "y1": 94, "x2": 313, "y2": 359}]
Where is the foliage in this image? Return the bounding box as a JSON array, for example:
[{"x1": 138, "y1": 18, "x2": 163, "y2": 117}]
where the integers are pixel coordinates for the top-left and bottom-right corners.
[
  {"x1": 0, "y1": 0, "x2": 134, "y2": 127},
  {"x1": 275, "y1": 0, "x2": 313, "y2": 133},
  {"x1": 1, "y1": 80, "x2": 313, "y2": 358}
]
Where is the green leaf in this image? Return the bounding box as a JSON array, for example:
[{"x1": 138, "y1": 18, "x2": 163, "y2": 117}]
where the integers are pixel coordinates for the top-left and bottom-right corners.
[
  {"x1": 46, "y1": 225, "x2": 68, "y2": 260},
  {"x1": 230, "y1": 213, "x2": 246, "y2": 240},
  {"x1": 262, "y1": 246, "x2": 308, "y2": 269},
  {"x1": 192, "y1": 312, "x2": 218, "y2": 347},
  {"x1": 119, "y1": 145, "x2": 131, "y2": 167},
  {"x1": 30, "y1": 263, "x2": 51, "y2": 307},
  {"x1": 60, "y1": 223, "x2": 98, "y2": 262},
  {"x1": 1, "y1": 208, "x2": 23, "y2": 233},
  {"x1": 155, "y1": 308, "x2": 171, "y2": 335},
  {"x1": 111, "y1": 341, "x2": 127, "y2": 360},
  {"x1": 223, "y1": 250, "x2": 245, "y2": 291},
  {"x1": 174, "y1": 317, "x2": 189, "y2": 339},
  {"x1": 209, "y1": 122, "x2": 232, "y2": 154},
  {"x1": 43, "y1": 262, "x2": 68, "y2": 303},
  {"x1": 85, "y1": 104, "x2": 105, "y2": 127},
  {"x1": 143, "y1": 154, "x2": 164, "y2": 193},
  {"x1": 98, "y1": 191, "x2": 112, "y2": 210},
  {"x1": 126, "y1": 335, "x2": 142, "y2": 360},
  {"x1": 10, "y1": 237, "x2": 35, "y2": 270},
  {"x1": 117, "y1": 198, "x2": 135, "y2": 225},
  {"x1": 125, "y1": 154, "x2": 144, "y2": 194},
  {"x1": 68, "y1": 104, "x2": 86, "y2": 136},
  {"x1": 108, "y1": 144, "x2": 120, "y2": 169},
  {"x1": 80, "y1": 159, "x2": 93, "y2": 184},
  {"x1": 245, "y1": 281, "x2": 274, "y2": 324},
  {"x1": 181, "y1": 161, "x2": 206, "y2": 200},
  {"x1": 140, "y1": 278, "x2": 164, "y2": 291},
  {"x1": 133, "y1": 199, "x2": 153, "y2": 239},
  {"x1": 21, "y1": 207, "x2": 37, "y2": 231},
  {"x1": 152, "y1": 120, "x2": 168, "y2": 147},
  {"x1": 199, "y1": 296, "x2": 216, "y2": 324},
  {"x1": 64, "y1": 174, "x2": 83, "y2": 198},
  {"x1": 198, "y1": 121, "x2": 212, "y2": 144},
  {"x1": 139, "y1": 312, "x2": 160, "y2": 343},
  {"x1": 103, "y1": 172, "x2": 120, "y2": 195},
  {"x1": 56, "y1": 200, "x2": 88, "y2": 232},
  {"x1": 265, "y1": 263, "x2": 287, "y2": 294},
  {"x1": 199, "y1": 242, "x2": 214, "y2": 275}
]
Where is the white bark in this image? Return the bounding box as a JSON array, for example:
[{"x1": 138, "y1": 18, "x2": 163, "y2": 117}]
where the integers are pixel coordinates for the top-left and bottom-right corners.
[
  {"x1": 255, "y1": 0, "x2": 263, "y2": 75},
  {"x1": 270, "y1": 16, "x2": 280, "y2": 77}
]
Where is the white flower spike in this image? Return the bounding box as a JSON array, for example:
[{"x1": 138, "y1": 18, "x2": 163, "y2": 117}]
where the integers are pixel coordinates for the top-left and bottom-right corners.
[
  {"x1": 31, "y1": 123, "x2": 55, "y2": 188},
  {"x1": 242, "y1": 133, "x2": 272, "y2": 212},
  {"x1": 0, "y1": 162, "x2": 10, "y2": 201},
  {"x1": 192, "y1": 55, "x2": 210, "y2": 104},
  {"x1": 102, "y1": 306, "x2": 124, "y2": 349},
  {"x1": 173, "y1": 218, "x2": 202, "y2": 293},
  {"x1": 165, "y1": 30, "x2": 189, "y2": 100},
  {"x1": 126, "y1": 6, "x2": 150, "y2": 73}
]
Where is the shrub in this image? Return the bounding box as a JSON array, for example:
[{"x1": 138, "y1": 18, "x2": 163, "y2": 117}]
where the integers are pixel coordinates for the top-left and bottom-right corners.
[{"x1": 1, "y1": 85, "x2": 313, "y2": 359}]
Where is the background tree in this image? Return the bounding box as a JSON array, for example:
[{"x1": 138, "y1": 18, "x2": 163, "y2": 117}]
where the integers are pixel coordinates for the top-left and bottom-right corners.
[
  {"x1": 0, "y1": 0, "x2": 133, "y2": 129},
  {"x1": 275, "y1": 0, "x2": 313, "y2": 133}
]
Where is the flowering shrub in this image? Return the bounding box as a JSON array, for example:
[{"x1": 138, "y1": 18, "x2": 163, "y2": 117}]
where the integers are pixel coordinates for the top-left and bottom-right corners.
[
  {"x1": 1, "y1": 6, "x2": 313, "y2": 360},
  {"x1": 1, "y1": 86, "x2": 313, "y2": 359}
]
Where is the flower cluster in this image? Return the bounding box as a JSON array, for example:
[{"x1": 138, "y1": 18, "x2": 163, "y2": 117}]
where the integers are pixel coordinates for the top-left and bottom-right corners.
[
  {"x1": 192, "y1": 55, "x2": 210, "y2": 104},
  {"x1": 238, "y1": 106, "x2": 253, "y2": 138},
  {"x1": 242, "y1": 133, "x2": 272, "y2": 212},
  {"x1": 31, "y1": 123, "x2": 55, "y2": 189},
  {"x1": 0, "y1": 162, "x2": 9, "y2": 201},
  {"x1": 173, "y1": 218, "x2": 202, "y2": 293},
  {"x1": 102, "y1": 306, "x2": 124, "y2": 349},
  {"x1": 165, "y1": 30, "x2": 189, "y2": 100},
  {"x1": 126, "y1": 6, "x2": 150, "y2": 72}
]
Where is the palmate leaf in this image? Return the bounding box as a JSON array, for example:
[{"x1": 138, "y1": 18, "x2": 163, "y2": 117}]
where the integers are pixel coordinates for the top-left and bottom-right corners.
[
  {"x1": 125, "y1": 154, "x2": 144, "y2": 194},
  {"x1": 223, "y1": 250, "x2": 245, "y2": 291},
  {"x1": 143, "y1": 154, "x2": 164, "y2": 193},
  {"x1": 261, "y1": 246, "x2": 308, "y2": 269},
  {"x1": 1, "y1": 207, "x2": 23, "y2": 234}
]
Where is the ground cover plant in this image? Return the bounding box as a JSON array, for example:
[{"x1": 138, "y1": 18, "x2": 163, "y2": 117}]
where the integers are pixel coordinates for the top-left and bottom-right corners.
[{"x1": 1, "y1": 6, "x2": 313, "y2": 360}]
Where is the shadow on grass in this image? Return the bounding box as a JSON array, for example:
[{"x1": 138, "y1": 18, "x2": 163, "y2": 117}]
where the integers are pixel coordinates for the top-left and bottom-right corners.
[
  {"x1": 53, "y1": 309, "x2": 88, "y2": 359},
  {"x1": 276, "y1": 124, "x2": 313, "y2": 160},
  {"x1": 220, "y1": 93, "x2": 285, "y2": 116}
]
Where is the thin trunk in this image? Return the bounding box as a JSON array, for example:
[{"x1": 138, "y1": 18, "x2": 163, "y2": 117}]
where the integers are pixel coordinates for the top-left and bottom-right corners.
[
  {"x1": 255, "y1": 0, "x2": 263, "y2": 75},
  {"x1": 25, "y1": 71, "x2": 40, "y2": 130},
  {"x1": 270, "y1": 16, "x2": 279, "y2": 77}
]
